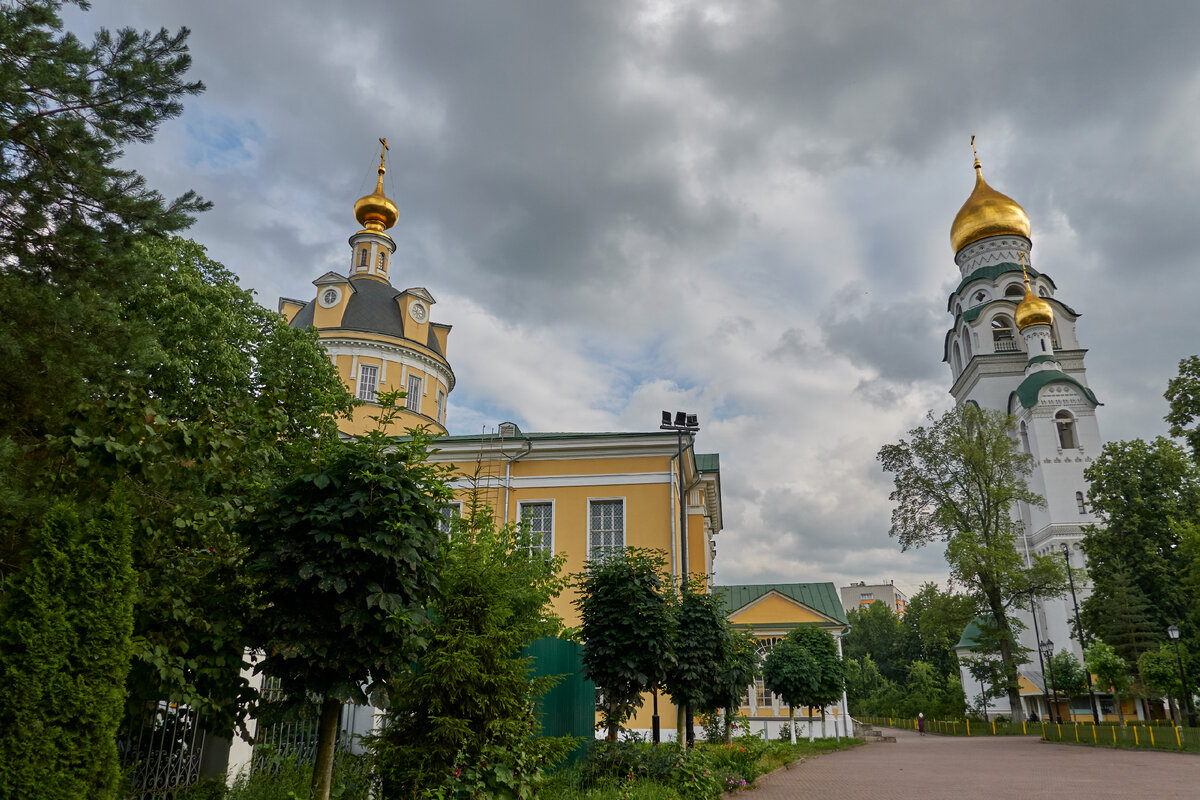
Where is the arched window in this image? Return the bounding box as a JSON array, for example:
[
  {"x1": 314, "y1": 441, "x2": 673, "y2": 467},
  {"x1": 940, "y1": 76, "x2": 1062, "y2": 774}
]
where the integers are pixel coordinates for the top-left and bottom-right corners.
[
  {"x1": 377, "y1": 252, "x2": 386, "y2": 271},
  {"x1": 359, "y1": 248, "x2": 369, "y2": 269},
  {"x1": 991, "y1": 316, "x2": 1017, "y2": 352},
  {"x1": 1050, "y1": 324, "x2": 1061, "y2": 350},
  {"x1": 1055, "y1": 410, "x2": 1077, "y2": 449},
  {"x1": 963, "y1": 330, "x2": 973, "y2": 360},
  {"x1": 955, "y1": 302, "x2": 963, "y2": 316},
  {"x1": 1020, "y1": 421, "x2": 1031, "y2": 454},
  {"x1": 1038, "y1": 286, "x2": 1049, "y2": 298},
  {"x1": 1076, "y1": 491, "x2": 1088, "y2": 514},
  {"x1": 1005, "y1": 283, "x2": 1024, "y2": 298},
  {"x1": 952, "y1": 342, "x2": 963, "y2": 375}
]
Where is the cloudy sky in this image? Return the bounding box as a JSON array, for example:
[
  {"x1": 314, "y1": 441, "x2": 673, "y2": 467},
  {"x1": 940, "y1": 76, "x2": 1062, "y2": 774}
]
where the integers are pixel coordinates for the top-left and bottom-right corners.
[{"x1": 74, "y1": 1, "x2": 1200, "y2": 596}]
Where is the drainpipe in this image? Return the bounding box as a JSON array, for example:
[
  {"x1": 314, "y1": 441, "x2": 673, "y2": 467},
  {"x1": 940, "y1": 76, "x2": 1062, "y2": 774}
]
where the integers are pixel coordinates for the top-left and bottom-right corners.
[{"x1": 503, "y1": 436, "x2": 533, "y2": 523}]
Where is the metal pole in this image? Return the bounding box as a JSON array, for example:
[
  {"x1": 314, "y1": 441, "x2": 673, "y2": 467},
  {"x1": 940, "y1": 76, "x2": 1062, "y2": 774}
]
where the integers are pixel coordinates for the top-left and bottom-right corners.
[
  {"x1": 1062, "y1": 544, "x2": 1100, "y2": 723},
  {"x1": 1170, "y1": 635, "x2": 1197, "y2": 728},
  {"x1": 1043, "y1": 643, "x2": 1060, "y2": 723},
  {"x1": 677, "y1": 429, "x2": 687, "y2": 589},
  {"x1": 652, "y1": 685, "x2": 660, "y2": 744},
  {"x1": 1030, "y1": 592, "x2": 1050, "y2": 720}
]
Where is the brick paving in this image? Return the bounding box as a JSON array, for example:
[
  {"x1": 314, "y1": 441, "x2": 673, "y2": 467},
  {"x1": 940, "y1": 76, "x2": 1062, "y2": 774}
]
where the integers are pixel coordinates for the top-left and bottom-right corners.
[{"x1": 745, "y1": 727, "x2": 1200, "y2": 799}]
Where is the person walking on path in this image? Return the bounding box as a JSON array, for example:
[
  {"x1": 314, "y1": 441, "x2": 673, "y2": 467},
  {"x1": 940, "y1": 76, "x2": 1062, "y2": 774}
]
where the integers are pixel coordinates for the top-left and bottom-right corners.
[{"x1": 917, "y1": 712, "x2": 926, "y2": 735}]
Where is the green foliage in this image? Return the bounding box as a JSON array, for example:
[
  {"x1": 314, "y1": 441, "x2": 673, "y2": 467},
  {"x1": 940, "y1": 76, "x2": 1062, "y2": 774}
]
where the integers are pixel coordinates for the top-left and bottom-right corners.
[
  {"x1": 762, "y1": 625, "x2": 843, "y2": 719},
  {"x1": 1083, "y1": 566, "x2": 1160, "y2": 667},
  {"x1": 0, "y1": 0, "x2": 207, "y2": 450},
  {"x1": 900, "y1": 583, "x2": 977, "y2": 678},
  {"x1": 707, "y1": 628, "x2": 758, "y2": 743},
  {"x1": 664, "y1": 579, "x2": 729, "y2": 718},
  {"x1": 375, "y1": 492, "x2": 571, "y2": 796},
  {"x1": 1165, "y1": 354, "x2": 1200, "y2": 463},
  {"x1": 575, "y1": 548, "x2": 676, "y2": 742},
  {"x1": 1047, "y1": 650, "x2": 1089, "y2": 699},
  {"x1": 247, "y1": 396, "x2": 451, "y2": 800},
  {"x1": 878, "y1": 405, "x2": 1065, "y2": 715},
  {"x1": 1086, "y1": 642, "x2": 1132, "y2": 721},
  {"x1": 1138, "y1": 645, "x2": 1188, "y2": 701},
  {"x1": 0, "y1": 499, "x2": 134, "y2": 800},
  {"x1": 1081, "y1": 437, "x2": 1200, "y2": 641},
  {"x1": 843, "y1": 601, "x2": 904, "y2": 682}
]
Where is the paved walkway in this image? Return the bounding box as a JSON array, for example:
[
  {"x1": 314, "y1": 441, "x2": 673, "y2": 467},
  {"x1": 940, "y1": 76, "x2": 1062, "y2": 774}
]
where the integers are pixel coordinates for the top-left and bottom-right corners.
[{"x1": 746, "y1": 727, "x2": 1200, "y2": 799}]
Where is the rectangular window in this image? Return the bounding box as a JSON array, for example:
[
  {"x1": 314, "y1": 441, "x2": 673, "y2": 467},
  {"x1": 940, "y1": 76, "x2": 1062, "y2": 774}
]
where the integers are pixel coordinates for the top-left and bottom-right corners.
[
  {"x1": 359, "y1": 248, "x2": 369, "y2": 268},
  {"x1": 519, "y1": 502, "x2": 553, "y2": 556},
  {"x1": 860, "y1": 593, "x2": 873, "y2": 600},
  {"x1": 436, "y1": 389, "x2": 447, "y2": 423},
  {"x1": 588, "y1": 499, "x2": 624, "y2": 558},
  {"x1": 437, "y1": 501, "x2": 461, "y2": 535},
  {"x1": 754, "y1": 677, "x2": 769, "y2": 710},
  {"x1": 357, "y1": 364, "x2": 378, "y2": 402},
  {"x1": 406, "y1": 375, "x2": 422, "y2": 412}
]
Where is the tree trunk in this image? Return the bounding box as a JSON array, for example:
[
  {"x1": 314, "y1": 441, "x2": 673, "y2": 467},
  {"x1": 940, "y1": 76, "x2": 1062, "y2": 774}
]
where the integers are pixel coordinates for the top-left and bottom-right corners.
[
  {"x1": 821, "y1": 708, "x2": 827, "y2": 739},
  {"x1": 807, "y1": 706, "x2": 814, "y2": 742},
  {"x1": 311, "y1": 698, "x2": 342, "y2": 800},
  {"x1": 1115, "y1": 692, "x2": 1125, "y2": 725},
  {"x1": 788, "y1": 706, "x2": 796, "y2": 744},
  {"x1": 989, "y1": 603, "x2": 1025, "y2": 720},
  {"x1": 725, "y1": 704, "x2": 734, "y2": 745},
  {"x1": 607, "y1": 699, "x2": 619, "y2": 742}
]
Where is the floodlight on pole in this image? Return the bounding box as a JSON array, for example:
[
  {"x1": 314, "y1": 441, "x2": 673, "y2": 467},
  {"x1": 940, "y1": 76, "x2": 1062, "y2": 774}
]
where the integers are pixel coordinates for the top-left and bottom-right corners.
[{"x1": 659, "y1": 409, "x2": 700, "y2": 746}]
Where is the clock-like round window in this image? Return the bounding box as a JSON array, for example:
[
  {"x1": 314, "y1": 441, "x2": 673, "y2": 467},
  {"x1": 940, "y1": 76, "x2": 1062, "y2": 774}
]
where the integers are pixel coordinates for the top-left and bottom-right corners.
[
  {"x1": 318, "y1": 287, "x2": 342, "y2": 308},
  {"x1": 409, "y1": 301, "x2": 428, "y2": 323}
]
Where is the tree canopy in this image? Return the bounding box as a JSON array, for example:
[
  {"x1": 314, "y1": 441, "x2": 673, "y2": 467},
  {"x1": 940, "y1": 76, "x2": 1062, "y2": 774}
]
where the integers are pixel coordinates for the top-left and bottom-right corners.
[
  {"x1": 878, "y1": 404, "x2": 1065, "y2": 717},
  {"x1": 574, "y1": 548, "x2": 675, "y2": 742}
]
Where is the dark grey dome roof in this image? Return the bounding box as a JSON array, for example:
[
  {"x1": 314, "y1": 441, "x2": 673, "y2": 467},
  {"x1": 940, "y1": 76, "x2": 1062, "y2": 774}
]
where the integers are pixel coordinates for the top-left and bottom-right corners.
[{"x1": 290, "y1": 277, "x2": 444, "y2": 356}]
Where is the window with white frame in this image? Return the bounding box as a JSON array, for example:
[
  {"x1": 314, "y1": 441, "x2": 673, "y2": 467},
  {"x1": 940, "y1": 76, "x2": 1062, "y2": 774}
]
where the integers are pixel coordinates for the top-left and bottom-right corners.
[
  {"x1": 436, "y1": 388, "x2": 447, "y2": 423},
  {"x1": 860, "y1": 593, "x2": 874, "y2": 600},
  {"x1": 359, "y1": 248, "x2": 369, "y2": 269},
  {"x1": 519, "y1": 502, "x2": 553, "y2": 556},
  {"x1": 357, "y1": 364, "x2": 378, "y2": 402},
  {"x1": 438, "y1": 501, "x2": 461, "y2": 535},
  {"x1": 377, "y1": 252, "x2": 386, "y2": 271},
  {"x1": 406, "y1": 375, "x2": 422, "y2": 412},
  {"x1": 1076, "y1": 491, "x2": 1088, "y2": 515},
  {"x1": 588, "y1": 499, "x2": 624, "y2": 557}
]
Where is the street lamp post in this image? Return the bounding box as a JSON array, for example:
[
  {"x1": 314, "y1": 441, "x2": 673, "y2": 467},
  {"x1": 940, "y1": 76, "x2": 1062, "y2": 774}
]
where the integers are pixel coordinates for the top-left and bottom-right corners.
[
  {"x1": 660, "y1": 410, "x2": 700, "y2": 746},
  {"x1": 1166, "y1": 625, "x2": 1197, "y2": 728},
  {"x1": 1062, "y1": 544, "x2": 1100, "y2": 723},
  {"x1": 1041, "y1": 640, "x2": 1060, "y2": 724},
  {"x1": 1030, "y1": 592, "x2": 1051, "y2": 720}
]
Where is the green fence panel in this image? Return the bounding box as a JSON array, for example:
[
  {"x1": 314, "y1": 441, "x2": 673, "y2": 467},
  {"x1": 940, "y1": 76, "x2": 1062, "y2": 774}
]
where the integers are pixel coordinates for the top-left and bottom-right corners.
[{"x1": 524, "y1": 637, "x2": 596, "y2": 765}]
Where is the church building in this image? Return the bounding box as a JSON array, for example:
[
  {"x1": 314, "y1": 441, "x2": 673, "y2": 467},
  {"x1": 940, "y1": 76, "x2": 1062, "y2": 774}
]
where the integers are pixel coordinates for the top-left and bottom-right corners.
[
  {"x1": 271, "y1": 144, "x2": 726, "y2": 743},
  {"x1": 943, "y1": 145, "x2": 1125, "y2": 721}
]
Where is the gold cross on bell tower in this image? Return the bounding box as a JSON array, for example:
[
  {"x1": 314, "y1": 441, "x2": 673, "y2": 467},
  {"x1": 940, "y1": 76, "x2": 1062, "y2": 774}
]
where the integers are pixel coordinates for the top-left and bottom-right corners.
[{"x1": 378, "y1": 137, "x2": 389, "y2": 173}]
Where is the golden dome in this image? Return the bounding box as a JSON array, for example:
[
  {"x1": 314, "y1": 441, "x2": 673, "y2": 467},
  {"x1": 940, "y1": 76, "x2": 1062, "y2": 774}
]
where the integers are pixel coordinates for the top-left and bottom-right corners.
[
  {"x1": 950, "y1": 160, "x2": 1031, "y2": 253},
  {"x1": 1015, "y1": 279, "x2": 1053, "y2": 330},
  {"x1": 353, "y1": 139, "x2": 398, "y2": 232}
]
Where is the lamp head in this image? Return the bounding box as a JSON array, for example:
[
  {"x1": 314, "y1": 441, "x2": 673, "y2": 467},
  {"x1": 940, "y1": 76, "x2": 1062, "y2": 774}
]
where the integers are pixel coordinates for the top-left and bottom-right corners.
[{"x1": 1168, "y1": 625, "x2": 1180, "y2": 640}]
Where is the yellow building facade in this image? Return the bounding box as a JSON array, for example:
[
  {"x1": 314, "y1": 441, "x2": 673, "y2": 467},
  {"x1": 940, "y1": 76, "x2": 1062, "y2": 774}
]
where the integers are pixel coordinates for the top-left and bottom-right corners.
[{"x1": 279, "y1": 147, "x2": 726, "y2": 738}]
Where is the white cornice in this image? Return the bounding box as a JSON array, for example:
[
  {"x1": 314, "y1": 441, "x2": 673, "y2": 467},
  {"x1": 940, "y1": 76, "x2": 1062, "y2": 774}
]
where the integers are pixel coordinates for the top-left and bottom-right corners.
[{"x1": 322, "y1": 337, "x2": 455, "y2": 390}]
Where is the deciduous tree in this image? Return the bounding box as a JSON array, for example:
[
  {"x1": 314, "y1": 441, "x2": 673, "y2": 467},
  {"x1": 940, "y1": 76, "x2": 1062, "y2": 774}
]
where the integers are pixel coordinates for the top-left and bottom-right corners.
[
  {"x1": 878, "y1": 405, "x2": 1066, "y2": 717},
  {"x1": 574, "y1": 548, "x2": 675, "y2": 742},
  {"x1": 246, "y1": 397, "x2": 451, "y2": 800}
]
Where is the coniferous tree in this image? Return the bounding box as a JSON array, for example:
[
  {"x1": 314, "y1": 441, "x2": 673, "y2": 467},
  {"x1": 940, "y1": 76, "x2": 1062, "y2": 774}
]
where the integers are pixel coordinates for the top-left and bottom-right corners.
[
  {"x1": 1083, "y1": 566, "x2": 1159, "y2": 666},
  {"x1": 0, "y1": 499, "x2": 134, "y2": 800}
]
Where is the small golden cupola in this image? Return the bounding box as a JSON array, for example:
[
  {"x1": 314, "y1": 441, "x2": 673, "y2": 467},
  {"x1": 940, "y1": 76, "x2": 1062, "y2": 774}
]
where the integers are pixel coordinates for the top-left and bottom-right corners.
[
  {"x1": 950, "y1": 139, "x2": 1031, "y2": 253},
  {"x1": 353, "y1": 139, "x2": 399, "y2": 232},
  {"x1": 1015, "y1": 258, "x2": 1053, "y2": 330}
]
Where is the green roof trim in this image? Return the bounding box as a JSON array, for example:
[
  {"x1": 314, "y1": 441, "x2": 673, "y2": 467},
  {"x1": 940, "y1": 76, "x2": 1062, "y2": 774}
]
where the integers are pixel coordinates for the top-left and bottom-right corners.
[
  {"x1": 954, "y1": 263, "x2": 1054, "y2": 298},
  {"x1": 712, "y1": 582, "x2": 848, "y2": 626},
  {"x1": 1026, "y1": 355, "x2": 1057, "y2": 366},
  {"x1": 961, "y1": 297, "x2": 1018, "y2": 323},
  {"x1": 431, "y1": 430, "x2": 681, "y2": 444},
  {"x1": 695, "y1": 453, "x2": 720, "y2": 473},
  {"x1": 1014, "y1": 370, "x2": 1100, "y2": 409}
]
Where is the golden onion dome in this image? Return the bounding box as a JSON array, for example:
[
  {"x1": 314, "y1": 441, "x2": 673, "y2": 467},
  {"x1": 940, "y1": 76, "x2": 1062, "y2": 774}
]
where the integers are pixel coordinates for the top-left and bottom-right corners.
[
  {"x1": 1015, "y1": 279, "x2": 1054, "y2": 330},
  {"x1": 353, "y1": 140, "x2": 399, "y2": 232},
  {"x1": 950, "y1": 159, "x2": 1031, "y2": 253}
]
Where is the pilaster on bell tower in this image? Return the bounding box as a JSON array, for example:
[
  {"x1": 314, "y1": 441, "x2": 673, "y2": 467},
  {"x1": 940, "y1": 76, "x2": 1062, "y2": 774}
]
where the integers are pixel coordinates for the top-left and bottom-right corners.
[{"x1": 278, "y1": 139, "x2": 455, "y2": 437}]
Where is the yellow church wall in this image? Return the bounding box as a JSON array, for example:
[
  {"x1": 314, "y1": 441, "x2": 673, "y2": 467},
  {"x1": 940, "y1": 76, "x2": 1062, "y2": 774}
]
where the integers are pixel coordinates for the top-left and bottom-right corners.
[
  {"x1": 512, "y1": 455, "x2": 669, "y2": 478},
  {"x1": 729, "y1": 594, "x2": 826, "y2": 626},
  {"x1": 317, "y1": 329, "x2": 449, "y2": 366},
  {"x1": 311, "y1": 297, "x2": 347, "y2": 329}
]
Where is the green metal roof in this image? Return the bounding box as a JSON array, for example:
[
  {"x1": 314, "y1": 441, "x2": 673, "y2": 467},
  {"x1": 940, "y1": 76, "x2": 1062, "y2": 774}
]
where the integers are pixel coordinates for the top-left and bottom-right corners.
[
  {"x1": 954, "y1": 263, "x2": 1053, "y2": 298},
  {"x1": 1014, "y1": 370, "x2": 1100, "y2": 409},
  {"x1": 955, "y1": 616, "x2": 988, "y2": 650},
  {"x1": 712, "y1": 582, "x2": 848, "y2": 626},
  {"x1": 1026, "y1": 355, "x2": 1057, "y2": 366},
  {"x1": 695, "y1": 453, "x2": 720, "y2": 473}
]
